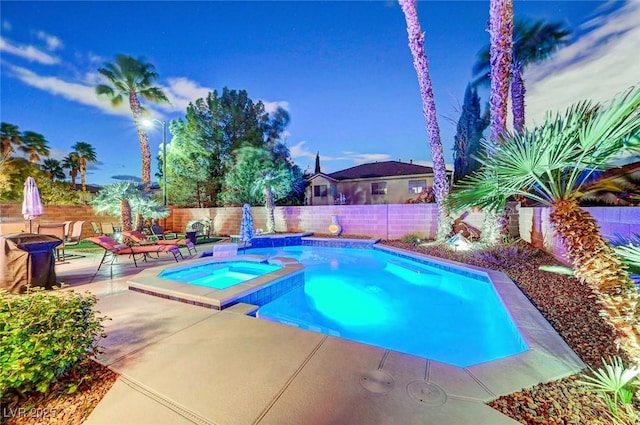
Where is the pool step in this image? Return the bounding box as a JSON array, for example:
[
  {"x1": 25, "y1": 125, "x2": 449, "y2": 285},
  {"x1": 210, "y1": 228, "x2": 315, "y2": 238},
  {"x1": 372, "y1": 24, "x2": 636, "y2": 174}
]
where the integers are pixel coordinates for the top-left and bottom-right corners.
[{"x1": 385, "y1": 260, "x2": 441, "y2": 285}]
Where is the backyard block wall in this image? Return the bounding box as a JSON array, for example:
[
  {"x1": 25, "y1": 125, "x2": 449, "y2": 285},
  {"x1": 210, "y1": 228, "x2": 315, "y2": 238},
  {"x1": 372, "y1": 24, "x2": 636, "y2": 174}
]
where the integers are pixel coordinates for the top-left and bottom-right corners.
[
  {"x1": 0, "y1": 203, "x2": 118, "y2": 240},
  {"x1": 519, "y1": 206, "x2": 640, "y2": 264},
  {"x1": 166, "y1": 204, "x2": 440, "y2": 240}
]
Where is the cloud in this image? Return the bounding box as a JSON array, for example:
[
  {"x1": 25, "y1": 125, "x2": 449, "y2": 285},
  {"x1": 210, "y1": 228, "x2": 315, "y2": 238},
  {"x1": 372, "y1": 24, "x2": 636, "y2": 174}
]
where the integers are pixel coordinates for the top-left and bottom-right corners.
[
  {"x1": 0, "y1": 37, "x2": 60, "y2": 65},
  {"x1": 341, "y1": 151, "x2": 391, "y2": 164},
  {"x1": 2, "y1": 21, "x2": 11, "y2": 31},
  {"x1": 262, "y1": 100, "x2": 290, "y2": 114},
  {"x1": 290, "y1": 141, "x2": 394, "y2": 165},
  {"x1": 525, "y1": 1, "x2": 640, "y2": 126},
  {"x1": 35, "y1": 30, "x2": 63, "y2": 51},
  {"x1": 160, "y1": 77, "x2": 213, "y2": 112},
  {"x1": 290, "y1": 141, "x2": 316, "y2": 160},
  {"x1": 111, "y1": 175, "x2": 142, "y2": 182},
  {"x1": 6, "y1": 63, "x2": 131, "y2": 116}
]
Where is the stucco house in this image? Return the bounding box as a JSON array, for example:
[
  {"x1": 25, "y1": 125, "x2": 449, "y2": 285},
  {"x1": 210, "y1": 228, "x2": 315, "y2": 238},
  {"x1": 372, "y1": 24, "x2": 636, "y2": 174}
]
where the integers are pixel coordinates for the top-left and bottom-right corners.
[{"x1": 305, "y1": 160, "x2": 452, "y2": 205}]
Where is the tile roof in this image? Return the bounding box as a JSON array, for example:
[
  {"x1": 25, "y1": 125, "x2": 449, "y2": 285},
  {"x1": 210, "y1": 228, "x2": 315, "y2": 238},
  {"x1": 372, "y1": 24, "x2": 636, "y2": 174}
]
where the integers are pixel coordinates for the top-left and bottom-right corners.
[{"x1": 327, "y1": 161, "x2": 436, "y2": 180}]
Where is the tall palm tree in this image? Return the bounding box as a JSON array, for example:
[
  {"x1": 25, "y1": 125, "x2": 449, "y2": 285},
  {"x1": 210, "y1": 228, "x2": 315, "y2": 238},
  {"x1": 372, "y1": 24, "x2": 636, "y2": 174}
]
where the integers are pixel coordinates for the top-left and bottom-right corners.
[
  {"x1": 95, "y1": 55, "x2": 169, "y2": 191},
  {"x1": 474, "y1": 18, "x2": 572, "y2": 133},
  {"x1": 449, "y1": 87, "x2": 640, "y2": 363},
  {"x1": 41, "y1": 158, "x2": 65, "y2": 182},
  {"x1": 398, "y1": 0, "x2": 451, "y2": 241},
  {"x1": 488, "y1": 0, "x2": 513, "y2": 142},
  {"x1": 1, "y1": 122, "x2": 22, "y2": 156},
  {"x1": 20, "y1": 131, "x2": 50, "y2": 163},
  {"x1": 71, "y1": 141, "x2": 97, "y2": 192},
  {"x1": 62, "y1": 153, "x2": 80, "y2": 189}
]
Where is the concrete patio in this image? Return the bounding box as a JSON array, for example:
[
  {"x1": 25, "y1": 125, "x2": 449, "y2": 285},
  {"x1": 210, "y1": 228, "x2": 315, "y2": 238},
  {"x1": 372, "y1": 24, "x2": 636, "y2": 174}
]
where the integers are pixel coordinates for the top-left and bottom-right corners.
[{"x1": 54, "y1": 241, "x2": 584, "y2": 425}]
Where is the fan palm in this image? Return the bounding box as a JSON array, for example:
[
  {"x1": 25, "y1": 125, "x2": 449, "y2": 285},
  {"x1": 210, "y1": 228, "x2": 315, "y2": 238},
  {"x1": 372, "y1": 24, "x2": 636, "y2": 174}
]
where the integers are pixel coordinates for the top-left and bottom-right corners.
[
  {"x1": 61, "y1": 154, "x2": 80, "y2": 189},
  {"x1": 41, "y1": 158, "x2": 65, "y2": 182},
  {"x1": 1, "y1": 122, "x2": 22, "y2": 156},
  {"x1": 90, "y1": 181, "x2": 141, "y2": 232},
  {"x1": 95, "y1": 55, "x2": 169, "y2": 191},
  {"x1": 450, "y1": 86, "x2": 640, "y2": 362},
  {"x1": 20, "y1": 131, "x2": 50, "y2": 163},
  {"x1": 71, "y1": 142, "x2": 97, "y2": 192},
  {"x1": 474, "y1": 18, "x2": 572, "y2": 133},
  {"x1": 398, "y1": 0, "x2": 452, "y2": 241}
]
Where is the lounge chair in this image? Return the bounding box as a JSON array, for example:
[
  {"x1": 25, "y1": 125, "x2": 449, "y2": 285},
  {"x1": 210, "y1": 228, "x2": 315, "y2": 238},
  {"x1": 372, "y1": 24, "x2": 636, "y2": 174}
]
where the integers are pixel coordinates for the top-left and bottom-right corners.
[
  {"x1": 91, "y1": 222, "x2": 102, "y2": 236},
  {"x1": 87, "y1": 236, "x2": 182, "y2": 270},
  {"x1": 122, "y1": 230, "x2": 196, "y2": 256}
]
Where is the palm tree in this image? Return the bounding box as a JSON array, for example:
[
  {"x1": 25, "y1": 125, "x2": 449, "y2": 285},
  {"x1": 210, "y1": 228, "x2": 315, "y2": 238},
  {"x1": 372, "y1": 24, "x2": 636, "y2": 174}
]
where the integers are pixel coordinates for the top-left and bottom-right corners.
[
  {"x1": 41, "y1": 158, "x2": 65, "y2": 182},
  {"x1": 449, "y1": 87, "x2": 640, "y2": 363},
  {"x1": 90, "y1": 181, "x2": 141, "y2": 232},
  {"x1": 1, "y1": 122, "x2": 22, "y2": 155},
  {"x1": 62, "y1": 153, "x2": 80, "y2": 189},
  {"x1": 398, "y1": 0, "x2": 451, "y2": 241},
  {"x1": 95, "y1": 55, "x2": 169, "y2": 191},
  {"x1": 20, "y1": 131, "x2": 50, "y2": 163},
  {"x1": 487, "y1": 0, "x2": 513, "y2": 142},
  {"x1": 474, "y1": 18, "x2": 572, "y2": 133},
  {"x1": 71, "y1": 141, "x2": 97, "y2": 192}
]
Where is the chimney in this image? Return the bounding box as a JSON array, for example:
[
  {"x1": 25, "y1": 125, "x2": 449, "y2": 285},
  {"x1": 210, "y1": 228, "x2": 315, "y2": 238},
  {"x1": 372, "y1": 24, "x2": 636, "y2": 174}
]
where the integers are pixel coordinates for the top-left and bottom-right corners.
[{"x1": 410, "y1": 159, "x2": 413, "y2": 164}]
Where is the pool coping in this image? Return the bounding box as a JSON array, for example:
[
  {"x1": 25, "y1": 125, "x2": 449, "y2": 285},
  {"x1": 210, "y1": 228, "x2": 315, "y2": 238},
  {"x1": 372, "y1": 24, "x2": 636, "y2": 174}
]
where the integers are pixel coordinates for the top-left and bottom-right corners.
[
  {"x1": 125, "y1": 240, "x2": 585, "y2": 401},
  {"x1": 128, "y1": 254, "x2": 305, "y2": 310}
]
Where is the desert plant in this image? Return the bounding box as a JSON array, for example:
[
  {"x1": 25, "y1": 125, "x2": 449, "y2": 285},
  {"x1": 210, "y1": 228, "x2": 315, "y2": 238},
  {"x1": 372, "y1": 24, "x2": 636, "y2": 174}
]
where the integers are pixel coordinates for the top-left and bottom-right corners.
[
  {"x1": 578, "y1": 357, "x2": 640, "y2": 422},
  {"x1": 471, "y1": 239, "x2": 538, "y2": 267},
  {"x1": 401, "y1": 234, "x2": 422, "y2": 245},
  {"x1": 0, "y1": 287, "x2": 107, "y2": 398}
]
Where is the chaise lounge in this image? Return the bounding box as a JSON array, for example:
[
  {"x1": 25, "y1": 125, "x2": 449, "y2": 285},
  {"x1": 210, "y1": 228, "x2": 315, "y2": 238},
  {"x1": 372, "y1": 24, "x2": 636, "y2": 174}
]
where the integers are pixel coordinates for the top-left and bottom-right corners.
[
  {"x1": 122, "y1": 230, "x2": 197, "y2": 256},
  {"x1": 87, "y1": 236, "x2": 182, "y2": 270}
]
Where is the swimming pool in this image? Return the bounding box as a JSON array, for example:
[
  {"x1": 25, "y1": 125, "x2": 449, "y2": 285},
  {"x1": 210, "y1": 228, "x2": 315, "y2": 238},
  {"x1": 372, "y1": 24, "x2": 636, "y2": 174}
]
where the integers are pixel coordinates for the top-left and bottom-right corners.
[
  {"x1": 251, "y1": 246, "x2": 528, "y2": 367},
  {"x1": 159, "y1": 261, "x2": 282, "y2": 290}
]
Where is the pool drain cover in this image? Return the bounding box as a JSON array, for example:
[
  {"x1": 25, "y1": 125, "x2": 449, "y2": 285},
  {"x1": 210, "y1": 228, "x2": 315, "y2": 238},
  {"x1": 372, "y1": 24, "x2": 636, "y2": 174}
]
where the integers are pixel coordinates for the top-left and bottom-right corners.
[
  {"x1": 407, "y1": 381, "x2": 447, "y2": 406},
  {"x1": 360, "y1": 370, "x2": 394, "y2": 393}
]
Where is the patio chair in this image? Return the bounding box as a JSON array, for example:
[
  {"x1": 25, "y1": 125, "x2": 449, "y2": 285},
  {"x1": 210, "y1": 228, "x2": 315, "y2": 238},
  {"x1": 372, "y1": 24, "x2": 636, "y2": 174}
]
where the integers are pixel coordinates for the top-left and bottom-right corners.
[
  {"x1": 37, "y1": 223, "x2": 66, "y2": 261},
  {"x1": 150, "y1": 223, "x2": 178, "y2": 240},
  {"x1": 101, "y1": 222, "x2": 115, "y2": 236},
  {"x1": 191, "y1": 221, "x2": 208, "y2": 241},
  {"x1": 63, "y1": 220, "x2": 73, "y2": 240},
  {"x1": 122, "y1": 230, "x2": 196, "y2": 256},
  {"x1": 87, "y1": 236, "x2": 182, "y2": 270},
  {"x1": 91, "y1": 222, "x2": 102, "y2": 236},
  {"x1": 65, "y1": 221, "x2": 85, "y2": 246}
]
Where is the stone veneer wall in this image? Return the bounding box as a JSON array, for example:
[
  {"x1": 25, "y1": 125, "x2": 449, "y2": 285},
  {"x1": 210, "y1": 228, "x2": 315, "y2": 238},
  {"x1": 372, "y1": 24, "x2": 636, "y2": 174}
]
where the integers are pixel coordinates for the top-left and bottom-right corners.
[{"x1": 518, "y1": 206, "x2": 640, "y2": 264}]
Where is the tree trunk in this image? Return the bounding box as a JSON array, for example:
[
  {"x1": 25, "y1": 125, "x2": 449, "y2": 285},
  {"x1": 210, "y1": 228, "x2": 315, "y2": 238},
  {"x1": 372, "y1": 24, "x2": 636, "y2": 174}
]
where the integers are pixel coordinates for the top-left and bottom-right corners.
[
  {"x1": 121, "y1": 199, "x2": 133, "y2": 232},
  {"x1": 129, "y1": 92, "x2": 152, "y2": 191},
  {"x1": 265, "y1": 186, "x2": 275, "y2": 234},
  {"x1": 488, "y1": 0, "x2": 513, "y2": 142},
  {"x1": 511, "y1": 61, "x2": 525, "y2": 133},
  {"x1": 80, "y1": 162, "x2": 87, "y2": 192},
  {"x1": 550, "y1": 198, "x2": 640, "y2": 364},
  {"x1": 399, "y1": 0, "x2": 452, "y2": 241}
]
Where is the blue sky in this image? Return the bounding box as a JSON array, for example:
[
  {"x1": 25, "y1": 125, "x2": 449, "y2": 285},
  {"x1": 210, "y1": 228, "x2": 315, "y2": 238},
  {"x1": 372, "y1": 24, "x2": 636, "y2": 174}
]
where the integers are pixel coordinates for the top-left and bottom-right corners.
[{"x1": 1, "y1": 1, "x2": 638, "y2": 186}]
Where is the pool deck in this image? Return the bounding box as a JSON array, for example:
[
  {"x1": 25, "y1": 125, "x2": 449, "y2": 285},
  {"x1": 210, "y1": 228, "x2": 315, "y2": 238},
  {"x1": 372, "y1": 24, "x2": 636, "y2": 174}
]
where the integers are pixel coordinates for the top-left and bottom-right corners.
[{"x1": 54, "y1": 240, "x2": 584, "y2": 425}]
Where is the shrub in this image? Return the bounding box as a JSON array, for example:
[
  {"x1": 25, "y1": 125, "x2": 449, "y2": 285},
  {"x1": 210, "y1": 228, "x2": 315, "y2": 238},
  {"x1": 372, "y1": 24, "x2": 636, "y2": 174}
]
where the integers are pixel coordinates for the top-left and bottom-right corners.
[
  {"x1": 0, "y1": 287, "x2": 107, "y2": 398},
  {"x1": 471, "y1": 239, "x2": 538, "y2": 268},
  {"x1": 401, "y1": 234, "x2": 422, "y2": 245}
]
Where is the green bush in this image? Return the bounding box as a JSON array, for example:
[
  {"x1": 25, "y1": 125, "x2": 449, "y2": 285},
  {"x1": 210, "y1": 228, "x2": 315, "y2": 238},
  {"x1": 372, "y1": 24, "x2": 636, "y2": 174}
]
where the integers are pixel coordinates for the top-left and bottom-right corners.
[
  {"x1": 401, "y1": 234, "x2": 422, "y2": 245},
  {"x1": 0, "y1": 287, "x2": 107, "y2": 397}
]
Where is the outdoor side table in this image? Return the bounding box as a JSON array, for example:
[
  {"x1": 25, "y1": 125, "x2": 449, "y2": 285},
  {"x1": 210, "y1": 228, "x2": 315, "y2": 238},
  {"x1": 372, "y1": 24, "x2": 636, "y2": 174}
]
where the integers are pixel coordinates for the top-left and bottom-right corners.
[{"x1": 0, "y1": 233, "x2": 63, "y2": 293}]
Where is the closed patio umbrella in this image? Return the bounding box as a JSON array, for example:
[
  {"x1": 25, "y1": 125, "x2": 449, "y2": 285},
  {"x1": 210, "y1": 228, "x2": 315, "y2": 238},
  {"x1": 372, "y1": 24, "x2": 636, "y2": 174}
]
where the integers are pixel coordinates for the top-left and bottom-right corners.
[
  {"x1": 22, "y1": 177, "x2": 43, "y2": 233},
  {"x1": 240, "y1": 203, "x2": 254, "y2": 252}
]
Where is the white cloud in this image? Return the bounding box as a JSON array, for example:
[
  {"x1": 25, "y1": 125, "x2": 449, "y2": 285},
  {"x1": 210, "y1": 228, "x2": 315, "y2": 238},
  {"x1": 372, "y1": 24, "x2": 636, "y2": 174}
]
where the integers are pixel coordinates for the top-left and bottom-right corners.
[
  {"x1": 0, "y1": 37, "x2": 60, "y2": 65},
  {"x1": 2, "y1": 21, "x2": 11, "y2": 31},
  {"x1": 36, "y1": 30, "x2": 63, "y2": 51},
  {"x1": 342, "y1": 151, "x2": 391, "y2": 164},
  {"x1": 7, "y1": 64, "x2": 131, "y2": 116},
  {"x1": 290, "y1": 141, "x2": 316, "y2": 160},
  {"x1": 525, "y1": 1, "x2": 640, "y2": 126},
  {"x1": 262, "y1": 100, "x2": 290, "y2": 114},
  {"x1": 159, "y1": 77, "x2": 213, "y2": 112}
]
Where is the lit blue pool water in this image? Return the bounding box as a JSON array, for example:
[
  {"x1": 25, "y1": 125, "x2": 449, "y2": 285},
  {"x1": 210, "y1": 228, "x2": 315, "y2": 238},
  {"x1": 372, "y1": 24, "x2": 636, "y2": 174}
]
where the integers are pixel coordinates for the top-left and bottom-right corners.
[
  {"x1": 252, "y1": 246, "x2": 527, "y2": 367},
  {"x1": 159, "y1": 261, "x2": 281, "y2": 290}
]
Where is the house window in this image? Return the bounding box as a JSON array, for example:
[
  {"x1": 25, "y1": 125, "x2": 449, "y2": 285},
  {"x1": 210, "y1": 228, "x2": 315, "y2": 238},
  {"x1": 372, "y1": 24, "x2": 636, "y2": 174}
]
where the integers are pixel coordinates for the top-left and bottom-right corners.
[
  {"x1": 371, "y1": 182, "x2": 387, "y2": 195},
  {"x1": 314, "y1": 185, "x2": 328, "y2": 197},
  {"x1": 408, "y1": 179, "x2": 427, "y2": 194}
]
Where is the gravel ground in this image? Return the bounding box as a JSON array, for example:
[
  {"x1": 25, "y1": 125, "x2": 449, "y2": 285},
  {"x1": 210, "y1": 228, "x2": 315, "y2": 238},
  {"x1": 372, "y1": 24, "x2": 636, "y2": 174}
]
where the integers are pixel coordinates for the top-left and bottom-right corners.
[{"x1": 382, "y1": 239, "x2": 630, "y2": 424}]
